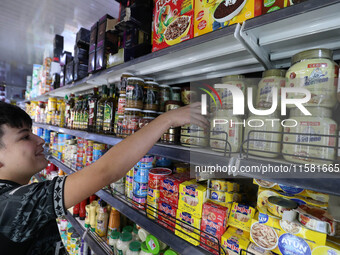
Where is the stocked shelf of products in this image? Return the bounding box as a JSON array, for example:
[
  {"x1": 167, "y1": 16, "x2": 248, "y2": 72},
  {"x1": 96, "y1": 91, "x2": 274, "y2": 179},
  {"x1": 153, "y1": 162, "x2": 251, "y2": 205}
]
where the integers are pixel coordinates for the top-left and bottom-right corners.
[
  {"x1": 48, "y1": 157, "x2": 212, "y2": 255},
  {"x1": 26, "y1": 0, "x2": 340, "y2": 100},
  {"x1": 64, "y1": 211, "x2": 113, "y2": 255},
  {"x1": 33, "y1": 173, "x2": 44, "y2": 182}
]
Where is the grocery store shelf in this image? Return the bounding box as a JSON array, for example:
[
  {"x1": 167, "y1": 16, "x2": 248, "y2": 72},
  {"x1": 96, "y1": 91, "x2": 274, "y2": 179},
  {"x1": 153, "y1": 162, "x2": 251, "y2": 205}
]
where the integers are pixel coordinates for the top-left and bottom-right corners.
[
  {"x1": 64, "y1": 211, "x2": 113, "y2": 255},
  {"x1": 34, "y1": 122, "x2": 233, "y2": 166},
  {"x1": 47, "y1": 157, "x2": 211, "y2": 255},
  {"x1": 243, "y1": 0, "x2": 340, "y2": 68}
]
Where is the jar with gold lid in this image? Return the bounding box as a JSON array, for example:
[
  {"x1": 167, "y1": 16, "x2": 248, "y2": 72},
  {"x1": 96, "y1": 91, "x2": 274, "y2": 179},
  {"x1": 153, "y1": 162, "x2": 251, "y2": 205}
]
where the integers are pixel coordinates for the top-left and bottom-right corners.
[
  {"x1": 144, "y1": 81, "x2": 159, "y2": 111},
  {"x1": 126, "y1": 77, "x2": 144, "y2": 109}
]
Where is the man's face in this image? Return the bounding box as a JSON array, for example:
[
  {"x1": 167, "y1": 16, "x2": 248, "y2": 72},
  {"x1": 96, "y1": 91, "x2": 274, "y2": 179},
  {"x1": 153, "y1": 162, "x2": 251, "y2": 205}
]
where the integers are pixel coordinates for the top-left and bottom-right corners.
[{"x1": 0, "y1": 125, "x2": 47, "y2": 181}]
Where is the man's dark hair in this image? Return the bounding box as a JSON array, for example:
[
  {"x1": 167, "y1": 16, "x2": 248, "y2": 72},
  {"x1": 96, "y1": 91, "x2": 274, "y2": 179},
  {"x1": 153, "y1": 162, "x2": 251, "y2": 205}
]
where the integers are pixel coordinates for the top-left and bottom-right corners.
[{"x1": 0, "y1": 102, "x2": 32, "y2": 147}]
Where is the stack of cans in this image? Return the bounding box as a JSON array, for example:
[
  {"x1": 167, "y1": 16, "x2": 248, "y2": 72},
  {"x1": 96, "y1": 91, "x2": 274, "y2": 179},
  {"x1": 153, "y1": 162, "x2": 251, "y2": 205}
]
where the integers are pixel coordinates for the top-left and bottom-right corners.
[
  {"x1": 132, "y1": 155, "x2": 155, "y2": 209},
  {"x1": 125, "y1": 168, "x2": 134, "y2": 199},
  {"x1": 85, "y1": 140, "x2": 94, "y2": 166},
  {"x1": 147, "y1": 167, "x2": 172, "y2": 220},
  {"x1": 93, "y1": 143, "x2": 106, "y2": 162},
  {"x1": 76, "y1": 138, "x2": 85, "y2": 171}
]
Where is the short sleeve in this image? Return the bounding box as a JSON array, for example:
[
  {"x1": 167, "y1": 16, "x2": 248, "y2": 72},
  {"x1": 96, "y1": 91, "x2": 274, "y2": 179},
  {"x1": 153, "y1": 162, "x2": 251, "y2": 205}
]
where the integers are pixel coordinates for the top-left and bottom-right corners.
[{"x1": 0, "y1": 176, "x2": 67, "y2": 243}]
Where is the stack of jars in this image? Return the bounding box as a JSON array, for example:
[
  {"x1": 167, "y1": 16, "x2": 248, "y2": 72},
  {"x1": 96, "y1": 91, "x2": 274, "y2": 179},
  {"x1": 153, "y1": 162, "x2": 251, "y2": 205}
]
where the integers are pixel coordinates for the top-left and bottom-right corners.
[{"x1": 132, "y1": 155, "x2": 155, "y2": 209}]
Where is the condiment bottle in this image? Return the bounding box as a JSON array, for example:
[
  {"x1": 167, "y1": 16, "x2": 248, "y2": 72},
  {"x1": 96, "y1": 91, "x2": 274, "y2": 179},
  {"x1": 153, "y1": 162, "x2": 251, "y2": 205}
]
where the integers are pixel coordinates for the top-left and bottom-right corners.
[
  {"x1": 109, "y1": 230, "x2": 120, "y2": 254},
  {"x1": 117, "y1": 232, "x2": 133, "y2": 255},
  {"x1": 95, "y1": 200, "x2": 109, "y2": 237},
  {"x1": 126, "y1": 241, "x2": 141, "y2": 255},
  {"x1": 107, "y1": 207, "x2": 120, "y2": 239}
]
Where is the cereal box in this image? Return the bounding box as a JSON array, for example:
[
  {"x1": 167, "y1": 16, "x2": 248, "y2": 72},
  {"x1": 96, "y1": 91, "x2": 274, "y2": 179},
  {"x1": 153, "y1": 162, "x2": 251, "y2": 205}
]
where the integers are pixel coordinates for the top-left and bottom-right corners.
[
  {"x1": 160, "y1": 173, "x2": 191, "y2": 206},
  {"x1": 254, "y1": 179, "x2": 329, "y2": 203},
  {"x1": 178, "y1": 180, "x2": 207, "y2": 218},
  {"x1": 257, "y1": 187, "x2": 328, "y2": 210},
  {"x1": 221, "y1": 228, "x2": 250, "y2": 255},
  {"x1": 153, "y1": 0, "x2": 194, "y2": 52},
  {"x1": 250, "y1": 211, "x2": 327, "y2": 255},
  {"x1": 175, "y1": 209, "x2": 201, "y2": 246},
  {"x1": 200, "y1": 202, "x2": 229, "y2": 254},
  {"x1": 228, "y1": 203, "x2": 255, "y2": 232},
  {"x1": 158, "y1": 198, "x2": 178, "y2": 232},
  {"x1": 194, "y1": 0, "x2": 262, "y2": 37}
]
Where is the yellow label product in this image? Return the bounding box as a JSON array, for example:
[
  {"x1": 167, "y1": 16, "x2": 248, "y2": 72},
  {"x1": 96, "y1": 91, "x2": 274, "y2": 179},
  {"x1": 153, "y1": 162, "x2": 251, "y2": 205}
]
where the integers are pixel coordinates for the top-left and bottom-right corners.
[
  {"x1": 250, "y1": 211, "x2": 327, "y2": 255},
  {"x1": 208, "y1": 189, "x2": 242, "y2": 205},
  {"x1": 227, "y1": 226, "x2": 250, "y2": 239},
  {"x1": 228, "y1": 203, "x2": 256, "y2": 232},
  {"x1": 221, "y1": 228, "x2": 250, "y2": 255},
  {"x1": 208, "y1": 179, "x2": 240, "y2": 192},
  {"x1": 175, "y1": 209, "x2": 201, "y2": 246},
  {"x1": 178, "y1": 180, "x2": 207, "y2": 218},
  {"x1": 208, "y1": 199, "x2": 233, "y2": 213},
  {"x1": 257, "y1": 187, "x2": 328, "y2": 211},
  {"x1": 246, "y1": 242, "x2": 274, "y2": 255},
  {"x1": 253, "y1": 179, "x2": 329, "y2": 203},
  {"x1": 194, "y1": 0, "x2": 259, "y2": 37}
]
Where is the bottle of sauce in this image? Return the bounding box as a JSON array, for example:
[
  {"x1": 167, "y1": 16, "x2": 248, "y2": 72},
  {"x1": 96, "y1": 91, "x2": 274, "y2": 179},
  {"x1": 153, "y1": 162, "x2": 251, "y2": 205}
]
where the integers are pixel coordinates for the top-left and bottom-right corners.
[
  {"x1": 81, "y1": 95, "x2": 89, "y2": 131},
  {"x1": 96, "y1": 85, "x2": 108, "y2": 133},
  {"x1": 107, "y1": 207, "x2": 120, "y2": 240},
  {"x1": 103, "y1": 84, "x2": 116, "y2": 135},
  {"x1": 95, "y1": 200, "x2": 109, "y2": 237},
  {"x1": 66, "y1": 94, "x2": 75, "y2": 128},
  {"x1": 88, "y1": 87, "x2": 100, "y2": 132},
  {"x1": 60, "y1": 97, "x2": 66, "y2": 128}
]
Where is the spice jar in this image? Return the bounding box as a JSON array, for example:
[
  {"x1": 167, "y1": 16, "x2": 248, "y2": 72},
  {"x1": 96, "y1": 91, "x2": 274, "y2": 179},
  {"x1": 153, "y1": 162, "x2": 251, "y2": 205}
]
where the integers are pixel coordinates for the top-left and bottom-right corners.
[
  {"x1": 122, "y1": 108, "x2": 142, "y2": 137},
  {"x1": 171, "y1": 87, "x2": 181, "y2": 101},
  {"x1": 286, "y1": 48, "x2": 338, "y2": 108},
  {"x1": 282, "y1": 107, "x2": 337, "y2": 165},
  {"x1": 181, "y1": 87, "x2": 197, "y2": 105},
  {"x1": 139, "y1": 110, "x2": 157, "y2": 129},
  {"x1": 159, "y1": 85, "x2": 171, "y2": 112},
  {"x1": 120, "y1": 72, "x2": 134, "y2": 94},
  {"x1": 126, "y1": 77, "x2": 144, "y2": 109},
  {"x1": 256, "y1": 69, "x2": 286, "y2": 109},
  {"x1": 144, "y1": 81, "x2": 160, "y2": 111}
]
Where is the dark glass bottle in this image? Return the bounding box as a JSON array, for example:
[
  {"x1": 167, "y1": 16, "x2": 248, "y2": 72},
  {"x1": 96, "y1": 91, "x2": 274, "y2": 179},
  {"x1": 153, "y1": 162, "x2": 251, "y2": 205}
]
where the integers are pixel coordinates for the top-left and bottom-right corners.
[
  {"x1": 82, "y1": 95, "x2": 89, "y2": 131},
  {"x1": 96, "y1": 85, "x2": 108, "y2": 133},
  {"x1": 66, "y1": 94, "x2": 75, "y2": 128},
  {"x1": 88, "y1": 87, "x2": 100, "y2": 132},
  {"x1": 75, "y1": 96, "x2": 83, "y2": 130},
  {"x1": 70, "y1": 96, "x2": 79, "y2": 129},
  {"x1": 103, "y1": 84, "x2": 116, "y2": 135}
]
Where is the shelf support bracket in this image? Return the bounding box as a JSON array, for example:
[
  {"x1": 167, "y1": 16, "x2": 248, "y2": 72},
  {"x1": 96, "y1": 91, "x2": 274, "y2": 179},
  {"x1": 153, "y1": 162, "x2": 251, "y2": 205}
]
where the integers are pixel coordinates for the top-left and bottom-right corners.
[{"x1": 234, "y1": 23, "x2": 273, "y2": 70}]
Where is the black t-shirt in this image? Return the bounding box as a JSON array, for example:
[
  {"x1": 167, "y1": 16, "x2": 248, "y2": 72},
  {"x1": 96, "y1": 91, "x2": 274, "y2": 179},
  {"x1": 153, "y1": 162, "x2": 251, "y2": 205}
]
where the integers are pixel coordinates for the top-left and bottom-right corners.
[{"x1": 0, "y1": 176, "x2": 68, "y2": 255}]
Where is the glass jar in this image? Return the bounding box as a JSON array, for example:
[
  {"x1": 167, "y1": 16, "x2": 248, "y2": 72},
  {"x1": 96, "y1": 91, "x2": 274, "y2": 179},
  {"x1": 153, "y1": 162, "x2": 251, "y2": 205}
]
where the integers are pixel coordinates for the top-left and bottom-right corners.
[
  {"x1": 282, "y1": 107, "x2": 337, "y2": 165},
  {"x1": 286, "y1": 48, "x2": 338, "y2": 108},
  {"x1": 256, "y1": 69, "x2": 286, "y2": 109},
  {"x1": 221, "y1": 75, "x2": 246, "y2": 109},
  {"x1": 126, "y1": 77, "x2": 144, "y2": 109},
  {"x1": 48, "y1": 97, "x2": 57, "y2": 112},
  {"x1": 117, "y1": 232, "x2": 133, "y2": 255},
  {"x1": 159, "y1": 85, "x2": 171, "y2": 112},
  {"x1": 171, "y1": 87, "x2": 181, "y2": 101},
  {"x1": 161, "y1": 101, "x2": 182, "y2": 143},
  {"x1": 139, "y1": 110, "x2": 156, "y2": 129},
  {"x1": 120, "y1": 73, "x2": 134, "y2": 94},
  {"x1": 243, "y1": 111, "x2": 282, "y2": 158},
  {"x1": 210, "y1": 109, "x2": 243, "y2": 153},
  {"x1": 123, "y1": 108, "x2": 142, "y2": 137},
  {"x1": 115, "y1": 115, "x2": 124, "y2": 137},
  {"x1": 181, "y1": 124, "x2": 208, "y2": 147},
  {"x1": 126, "y1": 241, "x2": 141, "y2": 255},
  {"x1": 144, "y1": 81, "x2": 159, "y2": 111},
  {"x1": 181, "y1": 87, "x2": 197, "y2": 105},
  {"x1": 117, "y1": 94, "x2": 127, "y2": 116},
  {"x1": 143, "y1": 77, "x2": 155, "y2": 82}
]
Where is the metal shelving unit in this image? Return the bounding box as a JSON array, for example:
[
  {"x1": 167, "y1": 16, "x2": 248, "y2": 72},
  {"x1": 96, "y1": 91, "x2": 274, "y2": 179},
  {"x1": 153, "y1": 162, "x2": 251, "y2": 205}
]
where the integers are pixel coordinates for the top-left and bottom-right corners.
[{"x1": 47, "y1": 157, "x2": 211, "y2": 255}]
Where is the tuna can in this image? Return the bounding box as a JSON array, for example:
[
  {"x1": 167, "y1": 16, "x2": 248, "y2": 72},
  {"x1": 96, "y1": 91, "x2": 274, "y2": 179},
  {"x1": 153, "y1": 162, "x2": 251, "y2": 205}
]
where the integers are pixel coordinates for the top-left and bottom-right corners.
[
  {"x1": 147, "y1": 187, "x2": 161, "y2": 203},
  {"x1": 136, "y1": 155, "x2": 155, "y2": 168},
  {"x1": 148, "y1": 168, "x2": 172, "y2": 190},
  {"x1": 133, "y1": 181, "x2": 148, "y2": 196},
  {"x1": 132, "y1": 193, "x2": 146, "y2": 209},
  {"x1": 134, "y1": 167, "x2": 150, "y2": 183}
]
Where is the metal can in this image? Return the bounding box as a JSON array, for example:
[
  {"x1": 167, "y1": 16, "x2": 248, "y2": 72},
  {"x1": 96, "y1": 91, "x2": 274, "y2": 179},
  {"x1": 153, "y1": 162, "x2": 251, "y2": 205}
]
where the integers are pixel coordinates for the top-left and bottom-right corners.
[
  {"x1": 267, "y1": 196, "x2": 298, "y2": 217},
  {"x1": 147, "y1": 187, "x2": 161, "y2": 203},
  {"x1": 125, "y1": 183, "x2": 133, "y2": 199},
  {"x1": 133, "y1": 181, "x2": 148, "y2": 196},
  {"x1": 148, "y1": 168, "x2": 172, "y2": 190},
  {"x1": 136, "y1": 155, "x2": 155, "y2": 168},
  {"x1": 134, "y1": 167, "x2": 150, "y2": 183},
  {"x1": 132, "y1": 193, "x2": 146, "y2": 209},
  {"x1": 146, "y1": 202, "x2": 158, "y2": 220}
]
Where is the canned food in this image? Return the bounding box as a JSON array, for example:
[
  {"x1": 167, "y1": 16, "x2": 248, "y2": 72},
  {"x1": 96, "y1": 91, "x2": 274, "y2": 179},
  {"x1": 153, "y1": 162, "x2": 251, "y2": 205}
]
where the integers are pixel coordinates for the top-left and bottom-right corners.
[
  {"x1": 134, "y1": 167, "x2": 150, "y2": 183},
  {"x1": 267, "y1": 196, "x2": 298, "y2": 217},
  {"x1": 133, "y1": 181, "x2": 148, "y2": 196},
  {"x1": 132, "y1": 193, "x2": 147, "y2": 209},
  {"x1": 146, "y1": 203, "x2": 158, "y2": 220},
  {"x1": 208, "y1": 179, "x2": 240, "y2": 192},
  {"x1": 208, "y1": 190, "x2": 241, "y2": 203},
  {"x1": 126, "y1": 175, "x2": 133, "y2": 185},
  {"x1": 136, "y1": 155, "x2": 155, "y2": 168},
  {"x1": 147, "y1": 187, "x2": 161, "y2": 203},
  {"x1": 125, "y1": 184, "x2": 133, "y2": 199},
  {"x1": 148, "y1": 168, "x2": 172, "y2": 190}
]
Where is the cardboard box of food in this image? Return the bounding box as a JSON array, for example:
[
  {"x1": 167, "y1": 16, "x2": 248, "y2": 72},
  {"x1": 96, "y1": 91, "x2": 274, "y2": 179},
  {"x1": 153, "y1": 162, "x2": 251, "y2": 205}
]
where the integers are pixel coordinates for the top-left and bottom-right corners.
[
  {"x1": 153, "y1": 0, "x2": 194, "y2": 52},
  {"x1": 200, "y1": 202, "x2": 229, "y2": 254},
  {"x1": 228, "y1": 202, "x2": 256, "y2": 232},
  {"x1": 178, "y1": 180, "x2": 207, "y2": 218},
  {"x1": 158, "y1": 198, "x2": 178, "y2": 232},
  {"x1": 254, "y1": 178, "x2": 329, "y2": 203},
  {"x1": 160, "y1": 173, "x2": 191, "y2": 206},
  {"x1": 221, "y1": 227, "x2": 250, "y2": 255},
  {"x1": 175, "y1": 209, "x2": 201, "y2": 246},
  {"x1": 194, "y1": 0, "x2": 262, "y2": 37},
  {"x1": 250, "y1": 210, "x2": 327, "y2": 254}
]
